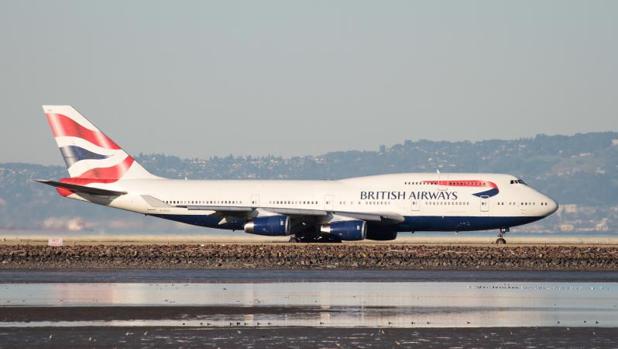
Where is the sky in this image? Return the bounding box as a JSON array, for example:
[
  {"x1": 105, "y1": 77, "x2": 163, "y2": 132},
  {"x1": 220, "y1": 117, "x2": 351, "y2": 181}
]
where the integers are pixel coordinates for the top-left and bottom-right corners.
[{"x1": 1, "y1": 0, "x2": 617, "y2": 165}]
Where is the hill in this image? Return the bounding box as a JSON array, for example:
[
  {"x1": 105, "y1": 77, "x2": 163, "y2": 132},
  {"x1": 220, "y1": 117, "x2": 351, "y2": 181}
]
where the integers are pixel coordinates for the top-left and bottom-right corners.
[{"x1": 1, "y1": 132, "x2": 617, "y2": 233}]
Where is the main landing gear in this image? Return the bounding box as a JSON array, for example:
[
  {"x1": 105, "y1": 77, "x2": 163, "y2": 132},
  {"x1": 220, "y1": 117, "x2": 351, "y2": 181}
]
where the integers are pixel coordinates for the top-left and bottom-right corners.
[
  {"x1": 289, "y1": 234, "x2": 342, "y2": 243},
  {"x1": 496, "y1": 227, "x2": 509, "y2": 244}
]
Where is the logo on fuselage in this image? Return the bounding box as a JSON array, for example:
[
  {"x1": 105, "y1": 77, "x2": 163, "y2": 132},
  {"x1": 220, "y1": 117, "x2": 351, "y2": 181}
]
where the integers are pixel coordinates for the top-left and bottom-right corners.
[
  {"x1": 359, "y1": 180, "x2": 501, "y2": 201},
  {"x1": 360, "y1": 191, "x2": 458, "y2": 201}
]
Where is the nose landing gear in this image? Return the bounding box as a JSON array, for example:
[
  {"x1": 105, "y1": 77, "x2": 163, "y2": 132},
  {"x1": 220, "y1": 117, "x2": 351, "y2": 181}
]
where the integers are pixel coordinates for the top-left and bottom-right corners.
[{"x1": 496, "y1": 227, "x2": 509, "y2": 244}]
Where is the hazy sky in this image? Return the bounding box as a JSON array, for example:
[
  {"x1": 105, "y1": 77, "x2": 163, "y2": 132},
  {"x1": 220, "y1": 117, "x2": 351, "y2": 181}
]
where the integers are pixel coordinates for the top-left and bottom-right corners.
[{"x1": 1, "y1": 1, "x2": 617, "y2": 165}]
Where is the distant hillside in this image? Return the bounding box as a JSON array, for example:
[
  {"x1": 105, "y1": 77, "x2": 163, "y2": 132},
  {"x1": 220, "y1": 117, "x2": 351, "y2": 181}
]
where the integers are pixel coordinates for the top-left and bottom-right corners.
[{"x1": 1, "y1": 132, "x2": 617, "y2": 233}]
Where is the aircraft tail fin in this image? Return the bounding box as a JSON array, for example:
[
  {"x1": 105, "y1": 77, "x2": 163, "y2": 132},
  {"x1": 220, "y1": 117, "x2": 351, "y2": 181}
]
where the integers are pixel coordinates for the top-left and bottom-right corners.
[{"x1": 42, "y1": 105, "x2": 157, "y2": 182}]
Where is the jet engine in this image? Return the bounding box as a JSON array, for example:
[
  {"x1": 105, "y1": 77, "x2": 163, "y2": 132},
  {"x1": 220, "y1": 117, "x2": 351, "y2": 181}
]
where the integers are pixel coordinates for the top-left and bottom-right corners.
[
  {"x1": 321, "y1": 220, "x2": 366, "y2": 241},
  {"x1": 244, "y1": 215, "x2": 290, "y2": 236}
]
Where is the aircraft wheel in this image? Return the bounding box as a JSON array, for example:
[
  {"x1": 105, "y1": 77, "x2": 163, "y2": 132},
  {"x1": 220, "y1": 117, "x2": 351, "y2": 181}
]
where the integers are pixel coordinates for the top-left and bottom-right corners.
[
  {"x1": 496, "y1": 237, "x2": 507, "y2": 245},
  {"x1": 293, "y1": 234, "x2": 341, "y2": 243},
  {"x1": 316, "y1": 234, "x2": 342, "y2": 243}
]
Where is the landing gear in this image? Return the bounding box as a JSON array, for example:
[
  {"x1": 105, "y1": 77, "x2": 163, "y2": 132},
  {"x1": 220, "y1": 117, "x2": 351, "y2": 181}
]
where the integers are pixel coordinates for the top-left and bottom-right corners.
[
  {"x1": 290, "y1": 234, "x2": 342, "y2": 243},
  {"x1": 496, "y1": 227, "x2": 509, "y2": 244}
]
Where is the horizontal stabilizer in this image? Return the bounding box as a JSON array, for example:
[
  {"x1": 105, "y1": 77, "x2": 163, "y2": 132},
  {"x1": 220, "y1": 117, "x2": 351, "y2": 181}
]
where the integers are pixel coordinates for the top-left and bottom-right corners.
[{"x1": 34, "y1": 179, "x2": 127, "y2": 196}]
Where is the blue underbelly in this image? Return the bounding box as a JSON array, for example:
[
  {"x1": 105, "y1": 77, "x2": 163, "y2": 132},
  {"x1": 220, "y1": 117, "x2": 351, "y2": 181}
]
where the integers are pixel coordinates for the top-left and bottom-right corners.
[
  {"x1": 150, "y1": 213, "x2": 543, "y2": 232},
  {"x1": 149, "y1": 214, "x2": 244, "y2": 230},
  {"x1": 402, "y1": 215, "x2": 543, "y2": 231}
]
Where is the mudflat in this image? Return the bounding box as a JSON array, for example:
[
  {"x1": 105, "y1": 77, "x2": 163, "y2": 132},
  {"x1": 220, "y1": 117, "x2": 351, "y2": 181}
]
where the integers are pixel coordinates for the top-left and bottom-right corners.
[{"x1": 1, "y1": 327, "x2": 616, "y2": 349}]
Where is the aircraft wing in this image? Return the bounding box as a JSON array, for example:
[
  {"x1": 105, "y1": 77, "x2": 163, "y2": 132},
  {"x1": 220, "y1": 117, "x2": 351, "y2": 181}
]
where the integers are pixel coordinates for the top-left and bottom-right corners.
[
  {"x1": 140, "y1": 195, "x2": 404, "y2": 224},
  {"x1": 184, "y1": 204, "x2": 404, "y2": 223}
]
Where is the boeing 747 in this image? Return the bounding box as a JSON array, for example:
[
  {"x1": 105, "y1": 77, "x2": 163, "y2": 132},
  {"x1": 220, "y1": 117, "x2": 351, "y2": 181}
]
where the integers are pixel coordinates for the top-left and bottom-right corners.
[{"x1": 37, "y1": 106, "x2": 558, "y2": 243}]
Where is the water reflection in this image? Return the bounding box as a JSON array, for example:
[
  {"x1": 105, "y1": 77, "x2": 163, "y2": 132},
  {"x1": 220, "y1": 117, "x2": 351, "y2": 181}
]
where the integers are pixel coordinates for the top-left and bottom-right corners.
[
  {"x1": 1, "y1": 282, "x2": 617, "y2": 328},
  {"x1": 3, "y1": 282, "x2": 613, "y2": 308}
]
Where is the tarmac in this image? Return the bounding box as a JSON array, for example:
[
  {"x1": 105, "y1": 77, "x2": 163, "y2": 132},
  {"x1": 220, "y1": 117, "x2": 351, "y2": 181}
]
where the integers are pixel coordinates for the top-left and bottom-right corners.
[{"x1": 2, "y1": 234, "x2": 618, "y2": 246}]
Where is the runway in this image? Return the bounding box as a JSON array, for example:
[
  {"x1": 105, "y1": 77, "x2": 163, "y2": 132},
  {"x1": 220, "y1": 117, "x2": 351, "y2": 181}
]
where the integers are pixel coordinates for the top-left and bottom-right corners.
[
  {"x1": 1, "y1": 270, "x2": 617, "y2": 348},
  {"x1": 3, "y1": 233, "x2": 618, "y2": 246}
]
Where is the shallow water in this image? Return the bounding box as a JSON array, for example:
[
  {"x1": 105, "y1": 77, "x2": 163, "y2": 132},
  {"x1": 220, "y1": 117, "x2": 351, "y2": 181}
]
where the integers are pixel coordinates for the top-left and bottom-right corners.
[
  {"x1": 2, "y1": 269, "x2": 618, "y2": 283},
  {"x1": 1, "y1": 280, "x2": 617, "y2": 328}
]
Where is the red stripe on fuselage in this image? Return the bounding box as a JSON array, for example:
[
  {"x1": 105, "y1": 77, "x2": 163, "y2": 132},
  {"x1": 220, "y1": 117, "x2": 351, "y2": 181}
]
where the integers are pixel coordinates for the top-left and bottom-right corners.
[
  {"x1": 422, "y1": 180, "x2": 497, "y2": 188},
  {"x1": 46, "y1": 113, "x2": 121, "y2": 150}
]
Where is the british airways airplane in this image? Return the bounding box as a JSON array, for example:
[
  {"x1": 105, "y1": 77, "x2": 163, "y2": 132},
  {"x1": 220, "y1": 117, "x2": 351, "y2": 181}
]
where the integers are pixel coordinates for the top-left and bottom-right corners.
[{"x1": 37, "y1": 106, "x2": 558, "y2": 244}]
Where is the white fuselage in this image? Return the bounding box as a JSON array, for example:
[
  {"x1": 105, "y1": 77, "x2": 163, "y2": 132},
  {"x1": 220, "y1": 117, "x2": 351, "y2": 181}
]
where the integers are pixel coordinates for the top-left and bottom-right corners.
[{"x1": 91, "y1": 172, "x2": 557, "y2": 236}]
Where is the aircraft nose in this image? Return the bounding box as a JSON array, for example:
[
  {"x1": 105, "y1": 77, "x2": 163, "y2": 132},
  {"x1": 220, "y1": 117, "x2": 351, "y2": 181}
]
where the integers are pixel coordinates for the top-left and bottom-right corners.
[{"x1": 546, "y1": 197, "x2": 559, "y2": 215}]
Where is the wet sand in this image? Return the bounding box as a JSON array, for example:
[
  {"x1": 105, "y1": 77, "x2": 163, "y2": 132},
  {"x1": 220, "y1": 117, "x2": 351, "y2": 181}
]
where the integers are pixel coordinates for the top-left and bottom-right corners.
[
  {"x1": 0, "y1": 306, "x2": 306, "y2": 322},
  {"x1": 1, "y1": 327, "x2": 616, "y2": 348},
  {"x1": 2, "y1": 269, "x2": 618, "y2": 283},
  {"x1": 1, "y1": 243, "x2": 617, "y2": 270}
]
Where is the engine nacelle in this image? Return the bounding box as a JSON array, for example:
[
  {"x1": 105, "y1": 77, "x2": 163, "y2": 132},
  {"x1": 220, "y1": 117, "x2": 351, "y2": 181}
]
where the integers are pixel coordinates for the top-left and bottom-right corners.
[
  {"x1": 244, "y1": 215, "x2": 290, "y2": 236},
  {"x1": 321, "y1": 220, "x2": 366, "y2": 241}
]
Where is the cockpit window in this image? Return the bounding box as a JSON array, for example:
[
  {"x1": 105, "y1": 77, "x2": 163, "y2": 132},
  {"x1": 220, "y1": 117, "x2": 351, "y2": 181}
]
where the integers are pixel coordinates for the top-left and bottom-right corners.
[{"x1": 510, "y1": 179, "x2": 527, "y2": 185}]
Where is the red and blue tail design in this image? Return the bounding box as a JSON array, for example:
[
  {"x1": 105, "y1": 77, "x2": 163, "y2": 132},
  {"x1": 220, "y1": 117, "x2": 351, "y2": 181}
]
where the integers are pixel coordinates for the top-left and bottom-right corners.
[
  {"x1": 43, "y1": 105, "x2": 156, "y2": 196},
  {"x1": 423, "y1": 180, "x2": 500, "y2": 198}
]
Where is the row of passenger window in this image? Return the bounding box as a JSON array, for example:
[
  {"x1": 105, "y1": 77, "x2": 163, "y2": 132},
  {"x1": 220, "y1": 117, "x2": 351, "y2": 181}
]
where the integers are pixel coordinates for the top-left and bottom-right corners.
[
  {"x1": 268, "y1": 200, "x2": 319, "y2": 205},
  {"x1": 426, "y1": 201, "x2": 470, "y2": 206},
  {"x1": 496, "y1": 202, "x2": 550, "y2": 206},
  {"x1": 165, "y1": 198, "x2": 550, "y2": 208},
  {"x1": 165, "y1": 200, "x2": 242, "y2": 205}
]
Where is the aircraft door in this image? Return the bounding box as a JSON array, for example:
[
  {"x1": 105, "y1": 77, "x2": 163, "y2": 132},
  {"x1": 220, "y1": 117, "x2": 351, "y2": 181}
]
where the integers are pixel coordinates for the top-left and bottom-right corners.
[
  {"x1": 250, "y1": 194, "x2": 260, "y2": 207},
  {"x1": 410, "y1": 199, "x2": 420, "y2": 211},
  {"x1": 480, "y1": 195, "x2": 489, "y2": 212},
  {"x1": 324, "y1": 195, "x2": 334, "y2": 211}
]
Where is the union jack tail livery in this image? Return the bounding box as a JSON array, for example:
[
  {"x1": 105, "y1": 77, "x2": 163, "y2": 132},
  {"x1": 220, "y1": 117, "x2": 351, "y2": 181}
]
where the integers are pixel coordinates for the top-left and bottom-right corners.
[{"x1": 42, "y1": 105, "x2": 156, "y2": 196}]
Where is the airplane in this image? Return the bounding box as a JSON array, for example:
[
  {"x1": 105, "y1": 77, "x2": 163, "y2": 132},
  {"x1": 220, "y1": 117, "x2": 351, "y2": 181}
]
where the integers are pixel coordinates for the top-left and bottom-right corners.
[{"x1": 37, "y1": 105, "x2": 559, "y2": 244}]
